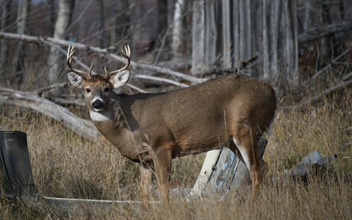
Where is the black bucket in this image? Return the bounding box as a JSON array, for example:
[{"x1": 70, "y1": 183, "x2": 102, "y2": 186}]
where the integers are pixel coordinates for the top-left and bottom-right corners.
[{"x1": 0, "y1": 131, "x2": 39, "y2": 200}]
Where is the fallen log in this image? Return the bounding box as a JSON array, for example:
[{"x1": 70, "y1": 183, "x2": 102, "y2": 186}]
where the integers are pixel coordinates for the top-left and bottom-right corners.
[{"x1": 0, "y1": 88, "x2": 100, "y2": 140}]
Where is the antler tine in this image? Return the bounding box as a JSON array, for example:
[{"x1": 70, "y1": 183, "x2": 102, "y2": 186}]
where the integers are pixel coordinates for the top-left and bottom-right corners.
[
  {"x1": 66, "y1": 45, "x2": 90, "y2": 79},
  {"x1": 105, "y1": 45, "x2": 131, "y2": 79}
]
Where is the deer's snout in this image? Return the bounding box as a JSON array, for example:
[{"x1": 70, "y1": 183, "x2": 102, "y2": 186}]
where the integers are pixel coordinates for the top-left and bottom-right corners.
[{"x1": 92, "y1": 99, "x2": 105, "y2": 111}]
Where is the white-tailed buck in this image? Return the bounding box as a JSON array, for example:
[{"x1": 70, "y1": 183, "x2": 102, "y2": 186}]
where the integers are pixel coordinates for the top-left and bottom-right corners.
[{"x1": 66, "y1": 45, "x2": 277, "y2": 203}]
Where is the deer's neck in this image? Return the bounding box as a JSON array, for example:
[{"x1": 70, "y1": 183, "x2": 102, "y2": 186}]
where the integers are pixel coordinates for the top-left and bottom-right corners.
[
  {"x1": 89, "y1": 111, "x2": 112, "y2": 122},
  {"x1": 89, "y1": 97, "x2": 143, "y2": 162}
]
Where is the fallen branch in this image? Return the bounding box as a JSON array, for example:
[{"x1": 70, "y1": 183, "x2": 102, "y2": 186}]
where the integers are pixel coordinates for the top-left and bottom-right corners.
[
  {"x1": 0, "y1": 32, "x2": 206, "y2": 84},
  {"x1": 0, "y1": 88, "x2": 100, "y2": 140},
  {"x1": 298, "y1": 21, "x2": 352, "y2": 44},
  {"x1": 283, "y1": 79, "x2": 352, "y2": 110},
  {"x1": 134, "y1": 75, "x2": 189, "y2": 88}
]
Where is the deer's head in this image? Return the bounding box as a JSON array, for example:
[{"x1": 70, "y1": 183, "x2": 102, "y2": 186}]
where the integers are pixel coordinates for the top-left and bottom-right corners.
[{"x1": 66, "y1": 45, "x2": 131, "y2": 112}]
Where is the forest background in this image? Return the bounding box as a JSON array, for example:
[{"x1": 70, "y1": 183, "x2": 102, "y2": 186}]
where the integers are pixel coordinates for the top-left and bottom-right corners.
[{"x1": 0, "y1": 0, "x2": 351, "y2": 219}]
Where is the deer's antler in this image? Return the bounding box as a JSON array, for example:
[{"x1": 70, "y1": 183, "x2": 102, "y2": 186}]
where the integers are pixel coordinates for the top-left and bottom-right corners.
[
  {"x1": 66, "y1": 45, "x2": 92, "y2": 79},
  {"x1": 104, "y1": 45, "x2": 131, "y2": 79}
]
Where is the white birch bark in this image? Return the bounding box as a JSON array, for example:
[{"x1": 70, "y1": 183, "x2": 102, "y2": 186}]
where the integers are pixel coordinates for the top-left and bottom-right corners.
[
  {"x1": 221, "y1": 0, "x2": 231, "y2": 68},
  {"x1": 191, "y1": 0, "x2": 205, "y2": 74},
  {"x1": 172, "y1": 0, "x2": 185, "y2": 57},
  {"x1": 47, "y1": 0, "x2": 75, "y2": 84}
]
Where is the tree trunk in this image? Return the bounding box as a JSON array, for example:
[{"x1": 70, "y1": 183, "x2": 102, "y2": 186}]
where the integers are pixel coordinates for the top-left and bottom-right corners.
[
  {"x1": 205, "y1": 0, "x2": 217, "y2": 68},
  {"x1": 221, "y1": 0, "x2": 231, "y2": 69},
  {"x1": 262, "y1": 0, "x2": 298, "y2": 84},
  {"x1": 47, "y1": 0, "x2": 75, "y2": 84},
  {"x1": 46, "y1": 0, "x2": 56, "y2": 37},
  {"x1": 171, "y1": 0, "x2": 185, "y2": 58},
  {"x1": 0, "y1": 0, "x2": 12, "y2": 76},
  {"x1": 14, "y1": 0, "x2": 31, "y2": 89},
  {"x1": 191, "y1": 0, "x2": 205, "y2": 74},
  {"x1": 284, "y1": 0, "x2": 298, "y2": 84},
  {"x1": 97, "y1": 0, "x2": 106, "y2": 49}
]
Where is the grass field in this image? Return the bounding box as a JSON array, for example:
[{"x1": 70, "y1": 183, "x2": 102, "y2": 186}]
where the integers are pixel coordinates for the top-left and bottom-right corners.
[{"x1": 0, "y1": 85, "x2": 351, "y2": 219}]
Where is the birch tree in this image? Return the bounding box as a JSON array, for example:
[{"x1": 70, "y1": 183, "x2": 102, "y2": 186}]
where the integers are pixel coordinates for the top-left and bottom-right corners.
[
  {"x1": 191, "y1": 0, "x2": 217, "y2": 75},
  {"x1": 14, "y1": 0, "x2": 31, "y2": 88},
  {"x1": 47, "y1": 0, "x2": 75, "y2": 84}
]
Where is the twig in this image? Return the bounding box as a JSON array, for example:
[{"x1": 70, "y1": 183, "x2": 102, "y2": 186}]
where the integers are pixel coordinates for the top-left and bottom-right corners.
[
  {"x1": 308, "y1": 45, "x2": 352, "y2": 82},
  {"x1": 342, "y1": 72, "x2": 352, "y2": 81}
]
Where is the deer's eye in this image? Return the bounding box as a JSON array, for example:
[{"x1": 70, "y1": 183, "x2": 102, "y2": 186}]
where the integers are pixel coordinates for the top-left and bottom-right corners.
[
  {"x1": 86, "y1": 88, "x2": 91, "y2": 93},
  {"x1": 104, "y1": 88, "x2": 110, "y2": 93}
]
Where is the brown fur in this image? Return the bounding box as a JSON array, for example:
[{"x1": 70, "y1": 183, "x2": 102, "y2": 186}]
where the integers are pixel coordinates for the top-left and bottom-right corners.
[{"x1": 82, "y1": 74, "x2": 276, "y2": 202}]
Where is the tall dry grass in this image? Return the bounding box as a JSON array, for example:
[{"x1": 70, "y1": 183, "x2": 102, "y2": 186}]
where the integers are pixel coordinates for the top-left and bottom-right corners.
[{"x1": 0, "y1": 87, "x2": 351, "y2": 219}]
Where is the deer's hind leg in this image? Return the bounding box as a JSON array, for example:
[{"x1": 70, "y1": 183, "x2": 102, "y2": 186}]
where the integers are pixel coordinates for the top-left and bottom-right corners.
[
  {"x1": 229, "y1": 124, "x2": 264, "y2": 199},
  {"x1": 153, "y1": 147, "x2": 172, "y2": 204}
]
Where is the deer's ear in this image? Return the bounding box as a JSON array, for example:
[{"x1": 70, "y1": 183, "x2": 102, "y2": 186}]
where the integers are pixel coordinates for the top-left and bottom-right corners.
[
  {"x1": 67, "y1": 72, "x2": 85, "y2": 87},
  {"x1": 109, "y1": 70, "x2": 130, "y2": 88}
]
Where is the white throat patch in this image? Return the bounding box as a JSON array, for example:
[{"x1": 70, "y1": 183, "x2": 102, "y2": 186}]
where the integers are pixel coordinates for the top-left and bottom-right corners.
[{"x1": 90, "y1": 111, "x2": 112, "y2": 122}]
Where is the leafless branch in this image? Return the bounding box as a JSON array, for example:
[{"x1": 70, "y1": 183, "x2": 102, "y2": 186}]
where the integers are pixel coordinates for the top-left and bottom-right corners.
[
  {"x1": 134, "y1": 75, "x2": 189, "y2": 87},
  {"x1": 298, "y1": 21, "x2": 352, "y2": 44},
  {"x1": 0, "y1": 31, "x2": 206, "y2": 84}
]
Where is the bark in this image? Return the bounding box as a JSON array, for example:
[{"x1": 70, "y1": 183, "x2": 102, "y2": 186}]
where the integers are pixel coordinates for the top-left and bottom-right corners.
[
  {"x1": 285, "y1": 0, "x2": 298, "y2": 84},
  {"x1": 261, "y1": 0, "x2": 298, "y2": 84},
  {"x1": 0, "y1": 0, "x2": 12, "y2": 75},
  {"x1": 298, "y1": 21, "x2": 352, "y2": 44},
  {"x1": 191, "y1": 0, "x2": 217, "y2": 75},
  {"x1": 191, "y1": 0, "x2": 205, "y2": 74},
  {"x1": 205, "y1": 0, "x2": 217, "y2": 68},
  {"x1": 171, "y1": 0, "x2": 185, "y2": 57},
  {"x1": 262, "y1": 0, "x2": 269, "y2": 80},
  {"x1": 97, "y1": 0, "x2": 106, "y2": 48},
  {"x1": 14, "y1": 0, "x2": 31, "y2": 89},
  {"x1": 221, "y1": 0, "x2": 231, "y2": 68},
  {"x1": 47, "y1": 0, "x2": 75, "y2": 84},
  {"x1": 46, "y1": 0, "x2": 56, "y2": 37}
]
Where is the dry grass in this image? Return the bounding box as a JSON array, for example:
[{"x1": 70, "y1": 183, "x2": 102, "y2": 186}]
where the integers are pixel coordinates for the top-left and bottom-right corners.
[{"x1": 0, "y1": 88, "x2": 351, "y2": 219}]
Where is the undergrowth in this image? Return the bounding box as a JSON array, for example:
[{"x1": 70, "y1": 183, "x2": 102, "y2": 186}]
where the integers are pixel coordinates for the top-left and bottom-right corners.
[{"x1": 0, "y1": 85, "x2": 351, "y2": 219}]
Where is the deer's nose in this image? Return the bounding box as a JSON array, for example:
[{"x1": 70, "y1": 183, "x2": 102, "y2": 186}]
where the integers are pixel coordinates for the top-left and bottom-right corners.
[{"x1": 92, "y1": 99, "x2": 104, "y2": 111}]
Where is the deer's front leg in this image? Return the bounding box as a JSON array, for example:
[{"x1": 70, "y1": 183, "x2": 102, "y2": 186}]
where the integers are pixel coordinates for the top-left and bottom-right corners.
[
  {"x1": 153, "y1": 147, "x2": 172, "y2": 204},
  {"x1": 140, "y1": 163, "x2": 153, "y2": 206}
]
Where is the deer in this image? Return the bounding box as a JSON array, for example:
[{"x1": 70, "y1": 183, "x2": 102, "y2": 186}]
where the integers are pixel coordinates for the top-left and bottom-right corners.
[{"x1": 66, "y1": 45, "x2": 277, "y2": 204}]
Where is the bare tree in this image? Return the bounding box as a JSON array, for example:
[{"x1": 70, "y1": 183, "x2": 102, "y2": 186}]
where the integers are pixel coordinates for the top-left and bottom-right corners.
[
  {"x1": 47, "y1": 0, "x2": 75, "y2": 84},
  {"x1": 97, "y1": 0, "x2": 106, "y2": 48},
  {"x1": 46, "y1": 0, "x2": 56, "y2": 37},
  {"x1": 14, "y1": 0, "x2": 31, "y2": 89},
  {"x1": 191, "y1": 0, "x2": 217, "y2": 75},
  {"x1": 261, "y1": 0, "x2": 298, "y2": 83},
  {"x1": 0, "y1": 0, "x2": 12, "y2": 76}
]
